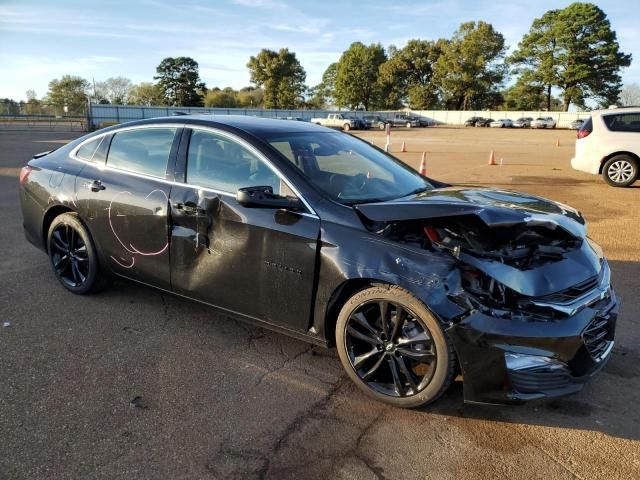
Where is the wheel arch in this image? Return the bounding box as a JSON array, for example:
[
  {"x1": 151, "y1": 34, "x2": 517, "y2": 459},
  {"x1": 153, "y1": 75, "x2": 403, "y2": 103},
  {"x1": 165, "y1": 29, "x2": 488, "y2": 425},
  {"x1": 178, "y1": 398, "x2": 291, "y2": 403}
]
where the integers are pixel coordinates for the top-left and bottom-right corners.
[
  {"x1": 42, "y1": 204, "x2": 75, "y2": 250},
  {"x1": 598, "y1": 151, "x2": 640, "y2": 174},
  {"x1": 323, "y1": 278, "x2": 390, "y2": 347}
]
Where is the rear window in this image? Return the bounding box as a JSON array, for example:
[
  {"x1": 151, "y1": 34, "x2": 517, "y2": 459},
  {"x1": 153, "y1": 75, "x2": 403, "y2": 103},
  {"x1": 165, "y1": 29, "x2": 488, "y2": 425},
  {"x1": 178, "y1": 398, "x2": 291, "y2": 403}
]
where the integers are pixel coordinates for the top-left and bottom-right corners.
[
  {"x1": 107, "y1": 128, "x2": 177, "y2": 177},
  {"x1": 602, "y1": 113, "x2": 640, "y2": 132},
  {"x1": 76, "y1": 136, "x2": 107, "y2": 163}
]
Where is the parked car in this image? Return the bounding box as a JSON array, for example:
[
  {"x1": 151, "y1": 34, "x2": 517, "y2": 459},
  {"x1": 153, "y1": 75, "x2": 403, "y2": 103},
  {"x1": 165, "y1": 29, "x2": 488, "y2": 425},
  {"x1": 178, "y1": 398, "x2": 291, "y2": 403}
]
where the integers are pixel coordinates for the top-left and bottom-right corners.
[
  {"x1": 20, "y1": 116, "x2": 618, "y2": 407},
  {"x1": 345, "y1": 116, "x2": 369, "y2": 130},
  {"x1": 311, "y1": 113, "x2": 360, "y2": 131},
  {"x1": 569, "y1": 119, "x2": 585, "y2": 130},
  {"x1": 364, "y1": 115, "x2": 390, "y2": 130},
  {"x1": 571, "y1": 108, "x2": 640, "y2": 187},
  {"x1": 474, "y1": 118, "x2": 492, "y2": 127},
  {"x1": 464, "y1": 116, "x2": 484, "y2": 127},
  {"x1": 531, "y1": 117, "x2": 556, "y2": 129},
  {"x1": 490, "y1": 118, "x2": 513, "y2": 128},
  {"x1": 391, "y1": 113, "x2": 422, "y2": 128},
  {"x1": 512, "y1": 117, "x2": 533, "y2": 128}
]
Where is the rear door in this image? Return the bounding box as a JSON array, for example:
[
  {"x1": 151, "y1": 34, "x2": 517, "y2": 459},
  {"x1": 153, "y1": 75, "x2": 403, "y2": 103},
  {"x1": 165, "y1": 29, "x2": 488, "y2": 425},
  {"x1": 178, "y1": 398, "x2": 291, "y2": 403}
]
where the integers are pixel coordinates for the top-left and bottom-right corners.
[
  {"x1": 169, "y1": 127, "x2": 320, "y2": 333},
  {"x1": 75, "y1": 126, "x2": 181, "y2": 289}
]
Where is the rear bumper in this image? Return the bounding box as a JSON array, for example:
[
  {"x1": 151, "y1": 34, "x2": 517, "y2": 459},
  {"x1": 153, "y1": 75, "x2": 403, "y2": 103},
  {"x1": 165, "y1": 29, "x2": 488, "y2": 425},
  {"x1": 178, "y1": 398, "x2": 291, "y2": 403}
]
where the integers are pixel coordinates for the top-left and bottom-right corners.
[
  {"x1": 571, "y1": 154, "x2": 601, "y2": 175},
  {"x1": 448, "y1": 289, "x2": 618, "y2": 404}
]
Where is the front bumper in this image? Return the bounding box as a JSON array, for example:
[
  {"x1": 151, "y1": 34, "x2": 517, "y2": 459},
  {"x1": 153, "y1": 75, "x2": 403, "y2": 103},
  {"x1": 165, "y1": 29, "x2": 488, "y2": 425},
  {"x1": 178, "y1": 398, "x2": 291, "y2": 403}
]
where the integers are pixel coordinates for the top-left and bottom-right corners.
[{"x1": 447, "y1": 284, "x2": 618, "y2": 404}]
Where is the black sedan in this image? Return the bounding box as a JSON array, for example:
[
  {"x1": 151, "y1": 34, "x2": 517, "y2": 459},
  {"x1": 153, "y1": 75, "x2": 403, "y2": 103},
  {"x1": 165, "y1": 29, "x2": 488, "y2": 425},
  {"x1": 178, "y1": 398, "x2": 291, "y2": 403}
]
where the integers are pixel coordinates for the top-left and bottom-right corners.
[{"x1": 19, "y1": 116, "x2": 617, "y2": 407}]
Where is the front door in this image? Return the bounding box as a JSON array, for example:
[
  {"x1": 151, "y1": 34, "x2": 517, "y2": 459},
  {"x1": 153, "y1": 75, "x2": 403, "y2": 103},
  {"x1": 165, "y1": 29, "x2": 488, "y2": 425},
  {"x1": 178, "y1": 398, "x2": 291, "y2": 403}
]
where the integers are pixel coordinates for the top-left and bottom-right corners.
[
  {"x1": 75, "y1": 126, "x2": 180, "y2": 289},
  {"x1": 170, "y1": 128, "x2": 320, "y2": 333}
]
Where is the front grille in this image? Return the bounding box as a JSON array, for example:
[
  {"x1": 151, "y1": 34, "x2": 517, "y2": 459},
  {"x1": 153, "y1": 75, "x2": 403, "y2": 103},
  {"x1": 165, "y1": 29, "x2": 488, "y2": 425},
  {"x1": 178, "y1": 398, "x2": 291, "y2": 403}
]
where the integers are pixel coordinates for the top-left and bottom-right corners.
[
  {"x1": 509, "y1": 365, "x2": 572, "y2": 393},
  {"x1": 583, "y1": 313, "x2": 612, "y2": 360},
  {"x1": 542, "y1": 275, "x2": 599, "y2": 303}
]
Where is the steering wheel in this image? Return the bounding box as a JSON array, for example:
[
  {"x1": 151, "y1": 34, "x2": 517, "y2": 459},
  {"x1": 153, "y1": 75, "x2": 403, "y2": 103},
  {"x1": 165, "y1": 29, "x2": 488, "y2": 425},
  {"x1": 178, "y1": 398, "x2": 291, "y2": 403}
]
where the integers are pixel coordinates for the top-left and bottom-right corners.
[{"x1": 336, "y1": 173, "x2": 368, "y2": 199}]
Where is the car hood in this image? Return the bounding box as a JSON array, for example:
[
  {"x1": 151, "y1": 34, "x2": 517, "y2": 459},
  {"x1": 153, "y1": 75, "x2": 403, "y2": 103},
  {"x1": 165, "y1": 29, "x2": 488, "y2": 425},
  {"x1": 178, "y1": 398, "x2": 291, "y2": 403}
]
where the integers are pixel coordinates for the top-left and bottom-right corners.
[
  {"x1": 355, "y1": 187, "x2": 597, "y2": 297},
  {"x1": 355, "y1": 187, "x2": 585, "y2": 238}
]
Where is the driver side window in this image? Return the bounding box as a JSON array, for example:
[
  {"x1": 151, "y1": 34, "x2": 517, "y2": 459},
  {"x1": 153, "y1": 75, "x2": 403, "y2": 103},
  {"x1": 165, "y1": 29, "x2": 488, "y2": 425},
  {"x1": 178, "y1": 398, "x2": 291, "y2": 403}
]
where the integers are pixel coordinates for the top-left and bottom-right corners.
[{"x1": 186, "y1": 130, "x2": 281, "y2": 194}]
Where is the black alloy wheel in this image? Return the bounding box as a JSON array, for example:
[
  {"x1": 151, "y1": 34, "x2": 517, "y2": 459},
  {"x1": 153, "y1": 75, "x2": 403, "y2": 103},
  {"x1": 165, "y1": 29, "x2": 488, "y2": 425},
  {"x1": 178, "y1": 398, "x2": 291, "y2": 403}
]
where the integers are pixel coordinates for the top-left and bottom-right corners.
[
  {"x1": 336, "y1": 285, "x2": 456, "y2": 408},
  {"x1": 47, "y1": 213, "x2": 108, "y2": 294}
]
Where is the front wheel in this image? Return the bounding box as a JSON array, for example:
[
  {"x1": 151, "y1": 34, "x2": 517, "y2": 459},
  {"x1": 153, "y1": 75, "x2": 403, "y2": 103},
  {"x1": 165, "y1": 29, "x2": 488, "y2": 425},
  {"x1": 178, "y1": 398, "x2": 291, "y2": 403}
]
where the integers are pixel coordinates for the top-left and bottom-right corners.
[
  {"x1": 336, "y1": 285, "x2": 456, "y2": 408},
  {"x1": 406, "y1": 122, "x2": 412, "y2": 128},
  {"x1": 602, "y1": 155, "x2": 638, "y2": 187},
  {"x1": 47, "y1": 213, "x2": 109, "y2": 294}
]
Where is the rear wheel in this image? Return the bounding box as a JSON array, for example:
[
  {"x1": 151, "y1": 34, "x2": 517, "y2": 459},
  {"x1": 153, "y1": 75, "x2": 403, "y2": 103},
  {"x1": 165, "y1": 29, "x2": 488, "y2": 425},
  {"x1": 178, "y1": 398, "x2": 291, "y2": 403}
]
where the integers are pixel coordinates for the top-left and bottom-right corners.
[
  {"x1": 47, "y1": 213, "x2": 109, "y2": 294},
  {"x1": 406, "y1": 122, "x2": 412, "y2": 128},
  {"x1": 343, "y1": 123, "x2": 350, "y2": 131},
  {"x1": 602, "y1": 155, "x2": 638, "y2": 187},
  {"x1": 379, "y1": 123, "x2": 386, "y2": 130},
  {"x1": 336, "y1": 285, "x2": 456, "y2": 408}
]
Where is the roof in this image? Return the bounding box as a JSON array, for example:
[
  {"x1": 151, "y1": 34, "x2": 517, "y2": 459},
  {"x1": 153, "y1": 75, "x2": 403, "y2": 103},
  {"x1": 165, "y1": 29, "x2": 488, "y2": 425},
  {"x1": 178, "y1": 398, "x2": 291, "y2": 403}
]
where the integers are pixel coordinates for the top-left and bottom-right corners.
[
  {"x1": 590, "y1": 106, "x2": 640, "y2": 116},
  {"x1": 134, "y1": 114, "x2": 331, "y2": 136}
]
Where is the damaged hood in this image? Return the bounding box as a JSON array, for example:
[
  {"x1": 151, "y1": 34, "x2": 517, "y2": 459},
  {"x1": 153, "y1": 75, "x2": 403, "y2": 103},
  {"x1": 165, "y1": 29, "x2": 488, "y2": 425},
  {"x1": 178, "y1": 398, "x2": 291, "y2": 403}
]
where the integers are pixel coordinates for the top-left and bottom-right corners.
[{"x1": 355, "y1": 187, "x2": 586, "y2": 239}]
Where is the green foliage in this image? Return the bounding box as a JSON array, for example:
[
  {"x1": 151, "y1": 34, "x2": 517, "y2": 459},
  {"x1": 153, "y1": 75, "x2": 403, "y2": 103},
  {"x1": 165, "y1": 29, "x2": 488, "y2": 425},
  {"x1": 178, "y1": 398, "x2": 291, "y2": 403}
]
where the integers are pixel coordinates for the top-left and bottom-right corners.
[
  {"x1": 309, "y1": 63, "x2": 337, "y2": 108},
  {"x1": 46, "y1": 75, "x2": 89, "y2": 114},
  {"x1": 204, "y1": 88, "x2": 238, "y2": 108},
  {"x1": 236, "y1": 87, "x2": 264, "y2": 108},
  {"x1": 378, "y1": 39, "x2": 446, "y2": 109},
  {"x1": 247, "y1": 48, "x2": 306, "y2": 109},
  {"x1": 128, "y1": 82, "x2": 166, "y2": 106},
  {"x1": 154, "y1": 57, "x2": 206, "y2": 107},
  {"x1": 509, "y1": 2, "x2": 631, "y2": 111},
  {"x1": 333, "y1": 42, "x2": 387, "y2": 110},
  {"x1": 433, "y1": 21, "x2": 507, "y2": 110}
]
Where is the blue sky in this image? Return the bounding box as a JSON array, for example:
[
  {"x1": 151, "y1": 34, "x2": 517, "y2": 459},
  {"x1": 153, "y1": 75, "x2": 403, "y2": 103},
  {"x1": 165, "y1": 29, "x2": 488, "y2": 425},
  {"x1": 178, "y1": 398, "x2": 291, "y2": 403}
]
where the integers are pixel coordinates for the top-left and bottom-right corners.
[{"x1": 1, "y1": 0, "x2": 638, "y2": 101}]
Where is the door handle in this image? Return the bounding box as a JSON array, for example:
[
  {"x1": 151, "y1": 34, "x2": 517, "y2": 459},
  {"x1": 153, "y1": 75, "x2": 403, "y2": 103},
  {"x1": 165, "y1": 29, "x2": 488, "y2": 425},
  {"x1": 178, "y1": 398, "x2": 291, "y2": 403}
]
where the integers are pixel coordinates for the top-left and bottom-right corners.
[{"x1": 90, "y1": 180, "x2": 106, "y2": 192}]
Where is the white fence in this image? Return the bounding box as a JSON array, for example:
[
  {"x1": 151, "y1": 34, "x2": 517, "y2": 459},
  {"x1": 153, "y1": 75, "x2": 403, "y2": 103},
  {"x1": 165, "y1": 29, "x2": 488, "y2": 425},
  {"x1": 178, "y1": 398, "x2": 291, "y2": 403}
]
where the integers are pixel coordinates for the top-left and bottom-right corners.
[{"x1": 88, "y1": 104, "x2": 590, "y2": 130}]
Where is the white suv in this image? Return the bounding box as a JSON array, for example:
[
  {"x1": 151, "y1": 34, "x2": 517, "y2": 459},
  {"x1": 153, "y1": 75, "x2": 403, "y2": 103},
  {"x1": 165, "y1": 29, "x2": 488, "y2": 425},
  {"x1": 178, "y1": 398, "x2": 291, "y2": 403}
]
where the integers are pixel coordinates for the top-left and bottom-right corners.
[
  {"x1": 531, "y1": 117, "x2": 556, "y2": 129},
  {"x1": 571, "y1": 108, "x2": 640, "y2": 187}
]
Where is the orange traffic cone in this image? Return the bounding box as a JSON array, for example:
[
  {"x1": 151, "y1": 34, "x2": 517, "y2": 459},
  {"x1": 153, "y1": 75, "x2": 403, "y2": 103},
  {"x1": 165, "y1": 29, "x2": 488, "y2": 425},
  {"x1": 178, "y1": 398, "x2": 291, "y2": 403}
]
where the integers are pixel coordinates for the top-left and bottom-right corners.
[
  {"x1": 400, "y1": 141, "x2": 407, "y2": 152},
  {"x1": 488, "y1": 150, "x2": 497, "y2": 166},
  {"x1": 555, "y1": 138, "x2": 560, "y2": 147},
  {"x1": 418, "y1": 153, "x2": 427, "y2": 175}
]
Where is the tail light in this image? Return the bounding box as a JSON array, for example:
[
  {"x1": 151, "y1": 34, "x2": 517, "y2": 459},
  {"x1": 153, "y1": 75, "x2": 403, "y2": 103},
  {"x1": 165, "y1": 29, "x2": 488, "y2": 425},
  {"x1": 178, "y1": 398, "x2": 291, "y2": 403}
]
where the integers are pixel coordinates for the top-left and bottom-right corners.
[
  {"x1": 577, "y1": 129, "x2": 590, "y2": 139},
  {"x1": 19, "y1": 166, "x2": 32, "y2": 185}
]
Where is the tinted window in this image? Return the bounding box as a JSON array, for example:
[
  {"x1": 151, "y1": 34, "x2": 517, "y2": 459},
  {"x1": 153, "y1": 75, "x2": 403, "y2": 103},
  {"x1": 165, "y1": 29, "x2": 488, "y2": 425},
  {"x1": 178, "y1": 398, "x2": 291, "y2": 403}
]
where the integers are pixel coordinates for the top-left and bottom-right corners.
[
  {"x1": 107, "y1": 128, "x2": 177, "y2": 177},
  {"x1": 602, "y1": 113, "x2": 640, "y2": 132},
  {"x1": 76, "y1": 136, "x2": 107, "y2": 162},
  {"x1": 187, "y1": 130, "x2": 280, "y2": 194}
]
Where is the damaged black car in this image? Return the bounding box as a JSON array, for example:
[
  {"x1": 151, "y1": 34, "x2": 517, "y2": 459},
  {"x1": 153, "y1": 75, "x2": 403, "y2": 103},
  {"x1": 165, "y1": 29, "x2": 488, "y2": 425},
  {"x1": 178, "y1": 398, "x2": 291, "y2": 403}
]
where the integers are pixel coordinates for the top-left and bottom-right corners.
[{"x1": 19, "y1": 116, "x2": 618, "y2": 407}]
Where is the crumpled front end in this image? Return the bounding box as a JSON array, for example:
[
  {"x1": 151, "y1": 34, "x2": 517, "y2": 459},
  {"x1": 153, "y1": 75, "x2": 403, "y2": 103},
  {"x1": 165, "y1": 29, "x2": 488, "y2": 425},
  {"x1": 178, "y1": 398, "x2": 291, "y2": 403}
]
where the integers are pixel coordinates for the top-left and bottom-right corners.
[{"x1": 355, "y1": 187, "x2": 619, "y2": 404}]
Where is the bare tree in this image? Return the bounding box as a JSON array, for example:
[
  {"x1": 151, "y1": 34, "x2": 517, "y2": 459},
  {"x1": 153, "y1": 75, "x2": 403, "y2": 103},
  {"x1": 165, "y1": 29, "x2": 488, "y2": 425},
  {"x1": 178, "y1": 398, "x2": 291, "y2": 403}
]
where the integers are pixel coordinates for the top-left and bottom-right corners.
[{"x1": 619, "y1": 83, "x2": 640, "y2": 106}]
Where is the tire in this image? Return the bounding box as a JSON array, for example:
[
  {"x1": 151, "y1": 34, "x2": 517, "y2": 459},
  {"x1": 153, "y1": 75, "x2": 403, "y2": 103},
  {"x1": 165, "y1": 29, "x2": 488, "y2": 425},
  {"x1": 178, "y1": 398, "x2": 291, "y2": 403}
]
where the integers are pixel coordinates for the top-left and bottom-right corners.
[
  {"x1": 406, "y1": 122, "x2": 412, "y2": 129},
  {"x1": 343, "y1": 123, "x2": 350, "y2": 131},
  {"x1": 379, "y1": 123, "x2": 385, "y2": 130},
  {"x1": 335, "y1": 284, "x2": 456, "y2": 408},
  {"x1": 602, "y1": 154, "x2": 639, "y2": 187},
  {"x1": 47, "y1": 212, "x2": 110, "y2": 294}
]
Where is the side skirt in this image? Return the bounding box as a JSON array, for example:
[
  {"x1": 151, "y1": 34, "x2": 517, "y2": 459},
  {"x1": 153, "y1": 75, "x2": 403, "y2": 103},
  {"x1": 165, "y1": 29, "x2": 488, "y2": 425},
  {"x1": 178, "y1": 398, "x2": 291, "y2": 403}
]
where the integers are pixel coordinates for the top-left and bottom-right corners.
[{"x1": 113, "y1": 273, "x2": 330, "y2": 348}]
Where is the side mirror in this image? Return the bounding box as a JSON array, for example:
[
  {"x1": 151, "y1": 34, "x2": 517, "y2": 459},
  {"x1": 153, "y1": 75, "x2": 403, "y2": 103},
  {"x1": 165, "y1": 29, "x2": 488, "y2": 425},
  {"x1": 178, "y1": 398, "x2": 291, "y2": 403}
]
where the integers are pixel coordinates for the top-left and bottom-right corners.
[{"x1": 236, "y1": 186, "x2": 303, "y2": 210}]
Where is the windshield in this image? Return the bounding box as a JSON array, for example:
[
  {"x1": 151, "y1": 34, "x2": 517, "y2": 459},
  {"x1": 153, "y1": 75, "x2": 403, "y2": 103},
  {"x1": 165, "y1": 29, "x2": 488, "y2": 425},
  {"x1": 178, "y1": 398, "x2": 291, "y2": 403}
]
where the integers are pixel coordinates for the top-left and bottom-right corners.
[{"x1": 265, "y1": 132, "x2": 433, "y2": 204}]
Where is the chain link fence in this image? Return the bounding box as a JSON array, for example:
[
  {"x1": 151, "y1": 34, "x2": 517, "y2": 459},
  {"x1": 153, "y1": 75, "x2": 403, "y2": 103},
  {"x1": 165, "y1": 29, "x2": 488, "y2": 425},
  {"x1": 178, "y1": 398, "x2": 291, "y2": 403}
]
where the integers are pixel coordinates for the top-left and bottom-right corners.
[{"x1": 0, "y1": 100, "x2": 88, "y2": 131}]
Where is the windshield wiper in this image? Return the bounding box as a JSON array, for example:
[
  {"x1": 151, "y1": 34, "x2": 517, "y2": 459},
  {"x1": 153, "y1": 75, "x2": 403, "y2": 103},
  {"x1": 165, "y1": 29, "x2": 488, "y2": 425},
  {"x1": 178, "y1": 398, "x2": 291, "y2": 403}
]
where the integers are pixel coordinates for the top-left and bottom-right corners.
[{"x1": 398, "y1": 186, "x2": 432, "y2": 198}]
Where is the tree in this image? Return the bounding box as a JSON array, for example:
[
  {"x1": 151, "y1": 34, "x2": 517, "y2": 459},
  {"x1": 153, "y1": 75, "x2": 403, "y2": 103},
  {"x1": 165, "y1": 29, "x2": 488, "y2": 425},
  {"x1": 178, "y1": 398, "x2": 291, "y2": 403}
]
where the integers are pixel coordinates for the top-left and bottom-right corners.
[
  {"x1": 95, "y1": 77, "x2": 132, "y2": 104},
  {"x1": 433, "y1": 21, "x2": 507, "y2": 110},
  {"x1": 236, "y1": 87, "x2": 264, "y2": 108},
  {"x1": 333, "y1": 42, "x2": 387, "y2": 110},
  {"x1": 204, "y1": 88, "x2": 238, "y2": 107},
  {"x1": 128, "y1": 82, "x2": 165, "y2": 106},
  {"x1": 378, "y1": 39, "x2": 447, "y2": 109},
  {"x1": 47, "y1": 75, "x2": 89, "y2": 114},
  {"x1": 309, "y1": 63, "x2": 337, "y2": 108},
  {"x1": 247, "y1": 48, "x2": 306, "y2": 109},
  {"x1": 619, "y1": 83, "x2": 640, "y2": 106},
  {"x1": 509, "y1": 3, "x2": 631, "y2": 111},
  {"x1": 24, "y1": 89, "x2": 43, "y2": 114},
  {"x1": 154, "y1": 57, "x2": 206, "y2": 106}
]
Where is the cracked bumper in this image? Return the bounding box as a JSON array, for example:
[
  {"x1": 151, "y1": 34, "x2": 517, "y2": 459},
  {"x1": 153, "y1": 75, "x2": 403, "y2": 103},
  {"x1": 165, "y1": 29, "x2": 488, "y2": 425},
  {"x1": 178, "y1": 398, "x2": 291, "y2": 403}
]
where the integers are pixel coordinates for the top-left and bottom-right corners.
[{"x1": 446, "y1": 289, "x2": 618, "y2": 404}]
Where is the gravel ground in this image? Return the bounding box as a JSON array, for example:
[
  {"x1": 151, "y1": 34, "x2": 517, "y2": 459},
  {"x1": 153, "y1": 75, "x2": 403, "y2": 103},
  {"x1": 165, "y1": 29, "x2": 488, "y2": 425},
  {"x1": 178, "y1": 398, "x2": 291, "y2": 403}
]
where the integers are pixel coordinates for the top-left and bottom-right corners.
[{"x1": 1, "y1": 126, "x2": 638, "y2": 479}]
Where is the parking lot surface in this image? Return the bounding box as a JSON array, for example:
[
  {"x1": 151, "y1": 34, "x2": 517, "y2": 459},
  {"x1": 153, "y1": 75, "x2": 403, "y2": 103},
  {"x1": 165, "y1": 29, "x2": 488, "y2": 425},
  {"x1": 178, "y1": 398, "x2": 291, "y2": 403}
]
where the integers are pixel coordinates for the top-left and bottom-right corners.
[{"x1": 1, "y1": 127, "x2": 639, "y2": 479}]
